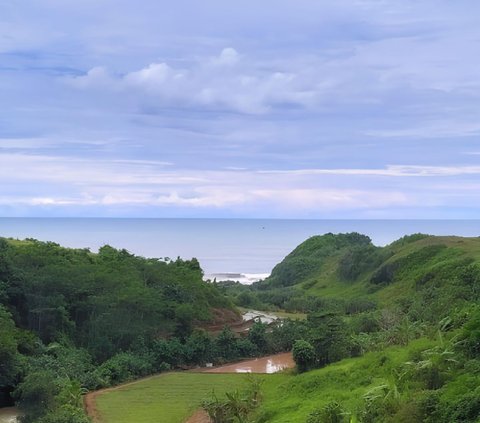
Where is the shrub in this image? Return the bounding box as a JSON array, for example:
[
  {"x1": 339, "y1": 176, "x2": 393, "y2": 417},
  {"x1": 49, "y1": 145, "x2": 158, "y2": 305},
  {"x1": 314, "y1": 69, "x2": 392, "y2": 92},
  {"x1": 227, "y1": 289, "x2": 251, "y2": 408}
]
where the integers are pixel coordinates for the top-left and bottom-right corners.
[
  {"x1": 292, "y1": 340, "x2": 315, "y2": 372},
  {"x1": 306, "y1": 401, "x2": 349, "y2": 423}
]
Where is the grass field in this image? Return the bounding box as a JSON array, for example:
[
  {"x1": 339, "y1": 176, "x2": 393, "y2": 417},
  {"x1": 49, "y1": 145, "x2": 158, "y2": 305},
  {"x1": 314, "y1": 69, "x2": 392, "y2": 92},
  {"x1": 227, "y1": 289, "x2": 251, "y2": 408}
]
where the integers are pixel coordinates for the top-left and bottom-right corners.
[
  {"x1": 253, "y1": 339, "x2": 437, "y2": 423},
  {"x1": 95, "y1": 373, "x2": 250, "y2": 423}
]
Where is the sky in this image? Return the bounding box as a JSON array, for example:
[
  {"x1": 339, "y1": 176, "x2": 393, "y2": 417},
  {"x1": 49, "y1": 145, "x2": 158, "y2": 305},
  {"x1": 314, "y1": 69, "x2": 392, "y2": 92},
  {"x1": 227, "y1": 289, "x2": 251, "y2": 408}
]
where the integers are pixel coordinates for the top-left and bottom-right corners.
[{"x1": 1, "y1": 0, "x2": 480, "y2": 218}]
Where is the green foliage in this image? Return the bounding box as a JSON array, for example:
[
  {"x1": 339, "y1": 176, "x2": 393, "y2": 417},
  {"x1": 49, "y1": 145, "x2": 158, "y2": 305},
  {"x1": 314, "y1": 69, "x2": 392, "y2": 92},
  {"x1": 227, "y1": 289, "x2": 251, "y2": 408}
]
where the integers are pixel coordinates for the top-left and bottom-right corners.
[
  {"x1": 338, "y1": 245, "x2": 390, "y2": 281},
  {"x1": 97, "y1": 351, "x2": 154, "y2": 385},
  {"x1": 267, "y1": 233, "x2": 372, "y2": 287},
  {"x1": 0, "y1": 305, "x2": 20, "y2": 387},
  {"x1": 14, "y1": 370, "x2": 60, "y2": 422},
  {"x1": 0, "y1": 237, "x2": 247, "y2": 422},
  {"x1": 202, "y1": 375, "x2": 263, "y2": 423},
  {"x1": 306, "y1": 401, "x2": 349, "y2": 423},
  {"x1": 461, "y1": 306, "x2": 480, "y2": 357},
  {"x1": 6, "y1": 232, "x2": 480, "y2": 423},
  {"x1": 215, "y1": 326, "x2": 238, "y2": 361},
  {"x1": 0, "y1": 238, "x2": 231, "y2": 361},
  {"x1": 248, "y1": 321, "x2": 268, "y2": 354},
  {"x1": 292, "y1": 340, "x2": 315, "y2": 372},
  {"x1": 307, "y1": 313, "x2": 350, "y2": 366}
]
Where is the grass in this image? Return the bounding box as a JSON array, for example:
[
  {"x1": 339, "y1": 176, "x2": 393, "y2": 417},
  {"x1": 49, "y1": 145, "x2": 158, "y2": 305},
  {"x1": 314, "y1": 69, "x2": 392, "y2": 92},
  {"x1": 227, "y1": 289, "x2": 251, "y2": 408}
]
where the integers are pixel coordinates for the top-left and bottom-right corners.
[
  {"x1": 95, "y1": 339, "x2": 438, "y2": 423},
  {"x1": 285, "y1": 235, "x2": 480, "y2": 307},
  {"x1": 95, "y1": 372, "x2": 249, "y2": 423},
  {"x1": 253, "y1": 338, "x2": 437, "y2": 423},
  {"x1": 272, "y1": 310, "x2": 307, "y2": 320}
]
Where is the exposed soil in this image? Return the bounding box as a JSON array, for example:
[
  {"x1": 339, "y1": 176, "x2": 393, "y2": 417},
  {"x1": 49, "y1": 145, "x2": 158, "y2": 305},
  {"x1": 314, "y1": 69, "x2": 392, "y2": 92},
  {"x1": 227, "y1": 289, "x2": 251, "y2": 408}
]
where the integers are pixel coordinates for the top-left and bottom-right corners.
[
  {"x1": 185, "y1": 409, "x2": 211, "y2": 423},
  {"x1": 196, "y1": 308, "x2": 252, "y2": 335}
]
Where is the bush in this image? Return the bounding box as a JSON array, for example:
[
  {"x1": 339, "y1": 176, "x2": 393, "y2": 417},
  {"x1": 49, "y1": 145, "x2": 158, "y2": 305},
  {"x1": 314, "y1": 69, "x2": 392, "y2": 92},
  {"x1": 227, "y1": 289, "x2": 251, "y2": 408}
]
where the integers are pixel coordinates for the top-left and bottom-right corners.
[
  {"x1": 292, "y1": 340, "x2": 315, "y2": 372},
  {"x1": 461, "y1": 308, "x2": 480, "y2": 358},
  {"x1": 306, "y1": 401, "x2": 349, "y2": 423},
  {"x1": 97, "y1": 351, "x2": 153, "y2": 385}
]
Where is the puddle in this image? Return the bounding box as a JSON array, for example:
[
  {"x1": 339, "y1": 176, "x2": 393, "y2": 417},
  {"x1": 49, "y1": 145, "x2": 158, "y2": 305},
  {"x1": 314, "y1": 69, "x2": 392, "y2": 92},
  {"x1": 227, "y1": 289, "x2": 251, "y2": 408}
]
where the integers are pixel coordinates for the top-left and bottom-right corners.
[{"x1": 204, "y1": 352, "x2": 294, "y2": 374}]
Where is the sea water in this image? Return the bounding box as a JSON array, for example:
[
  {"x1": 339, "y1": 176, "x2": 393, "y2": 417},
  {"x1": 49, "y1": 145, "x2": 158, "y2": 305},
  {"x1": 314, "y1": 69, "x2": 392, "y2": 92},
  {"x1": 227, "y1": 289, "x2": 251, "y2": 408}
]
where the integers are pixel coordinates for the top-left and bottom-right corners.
[{"x1": 0, "y1": 218, "x2": 478, "y2": 283}]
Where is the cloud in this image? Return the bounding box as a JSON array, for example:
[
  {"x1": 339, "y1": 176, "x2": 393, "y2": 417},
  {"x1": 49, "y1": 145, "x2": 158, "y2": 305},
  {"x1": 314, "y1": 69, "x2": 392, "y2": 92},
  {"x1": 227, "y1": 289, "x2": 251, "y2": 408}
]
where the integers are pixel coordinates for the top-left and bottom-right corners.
[
  {"x1": 0, "y1": 150, "x2": 478, "y2": 217},
  {"x1": 2, "y1": 1, "x2": 480, "y2": 217},
  {"x1": 66, "y1": 48, "x2": 324, "y2": 113},
  {"x1": 211, "y1": 48, "x2": 240, "y2": 66},
  {"x1": 259, "y1": 165, "x2": 480, "y2": 177}
]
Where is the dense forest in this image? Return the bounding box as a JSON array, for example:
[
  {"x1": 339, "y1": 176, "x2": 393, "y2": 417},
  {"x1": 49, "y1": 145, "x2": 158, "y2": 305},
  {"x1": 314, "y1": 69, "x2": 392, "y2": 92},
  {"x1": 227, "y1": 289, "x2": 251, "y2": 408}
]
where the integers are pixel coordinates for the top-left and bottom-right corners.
[
  {"x1": 1, "y1": 232, "x2": 480, "y2": 422},
  {"x1": 0, "y1": 238, "x2": 285, "y2": 423}
]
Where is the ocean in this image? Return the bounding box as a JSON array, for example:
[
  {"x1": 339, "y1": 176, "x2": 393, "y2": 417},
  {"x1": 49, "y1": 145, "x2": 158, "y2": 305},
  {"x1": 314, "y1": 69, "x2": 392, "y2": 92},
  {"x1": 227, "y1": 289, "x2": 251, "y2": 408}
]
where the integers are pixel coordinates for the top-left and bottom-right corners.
[{"x1": 0, "y1": 218, "x2": 478, "y2": 283}]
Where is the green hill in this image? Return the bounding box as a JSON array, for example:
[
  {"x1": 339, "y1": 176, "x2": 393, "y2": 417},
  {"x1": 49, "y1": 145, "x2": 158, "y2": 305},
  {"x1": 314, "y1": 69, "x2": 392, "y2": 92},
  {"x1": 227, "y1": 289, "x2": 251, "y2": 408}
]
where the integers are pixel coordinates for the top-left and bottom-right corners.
[
  {"x1": 242, "y1": 233, "x2": 480, "y2": 315},
  {"x1": 221, "y1": 233, "x2": 480, "y2": 422}
]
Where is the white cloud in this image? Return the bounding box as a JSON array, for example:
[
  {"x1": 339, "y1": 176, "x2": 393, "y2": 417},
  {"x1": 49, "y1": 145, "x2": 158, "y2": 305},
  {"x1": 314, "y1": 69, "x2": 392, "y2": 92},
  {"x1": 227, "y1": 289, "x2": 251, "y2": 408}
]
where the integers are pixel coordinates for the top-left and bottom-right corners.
[
  {"x1": 211, "y1": 48, "x2": 240, "y2": 66},
  {"x1": 68, "y1": 67, "x2": 115, "y2": 89},
  {"x1": 258, "y1": 165, "x2": 480, "y2": 177},
  {"x1": 66, "y1": 48, "x2": 324, "y2": 113},
  {"x1": 1, "y1": 151, "x2": 478, "y2": 215}
]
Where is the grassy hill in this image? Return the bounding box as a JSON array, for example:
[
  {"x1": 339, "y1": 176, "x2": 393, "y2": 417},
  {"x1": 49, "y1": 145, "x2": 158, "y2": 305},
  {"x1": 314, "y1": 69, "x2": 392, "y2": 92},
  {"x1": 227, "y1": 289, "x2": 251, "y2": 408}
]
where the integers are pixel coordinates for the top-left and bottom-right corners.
[
  {"x1": 219, "y1": 233, "x2": 480, "y2": 422},
  {"x1": 235, "y1": 233, "x2": 480, "y2": 315},
  {"x1": 254, "y1": 335, "x2": 480, "y2": 423}
]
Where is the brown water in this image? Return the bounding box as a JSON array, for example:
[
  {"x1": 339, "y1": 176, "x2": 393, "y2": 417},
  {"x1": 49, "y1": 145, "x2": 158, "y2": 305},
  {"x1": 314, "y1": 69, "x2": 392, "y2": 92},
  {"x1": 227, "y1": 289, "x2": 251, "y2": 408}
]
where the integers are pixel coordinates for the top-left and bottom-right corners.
[
  {"x1": 0, "y1": 407, "x2": 19, "y2": 423},
  {"x1": 203, "y1": 352, "x2": 294, "y2": 374}
]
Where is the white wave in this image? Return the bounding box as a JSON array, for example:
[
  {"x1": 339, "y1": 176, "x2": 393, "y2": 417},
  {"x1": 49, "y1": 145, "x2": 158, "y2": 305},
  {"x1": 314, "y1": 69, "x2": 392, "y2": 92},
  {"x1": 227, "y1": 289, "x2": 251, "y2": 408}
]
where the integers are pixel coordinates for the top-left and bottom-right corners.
[{"x1": 204, "y1": 272, "x2": 270, "y2": 285}]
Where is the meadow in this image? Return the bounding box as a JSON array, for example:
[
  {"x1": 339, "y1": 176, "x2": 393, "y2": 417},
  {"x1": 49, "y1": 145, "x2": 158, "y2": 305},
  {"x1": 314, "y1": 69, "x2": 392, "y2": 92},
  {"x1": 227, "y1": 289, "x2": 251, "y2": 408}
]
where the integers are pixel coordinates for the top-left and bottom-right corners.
[{"x1": 95, "y1": 373, "x2": 249, "y2": 423}]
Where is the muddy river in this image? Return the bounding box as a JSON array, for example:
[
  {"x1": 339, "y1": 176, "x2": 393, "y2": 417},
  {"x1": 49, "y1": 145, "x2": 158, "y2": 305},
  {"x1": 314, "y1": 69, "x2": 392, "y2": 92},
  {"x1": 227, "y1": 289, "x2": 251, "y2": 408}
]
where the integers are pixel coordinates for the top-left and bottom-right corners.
[
  {"x1": 0, "y1": 407, "x2": 19, "y2": 423},
  {"x1": 204, "y1": 352, "x2": 294, "y2": 374}
]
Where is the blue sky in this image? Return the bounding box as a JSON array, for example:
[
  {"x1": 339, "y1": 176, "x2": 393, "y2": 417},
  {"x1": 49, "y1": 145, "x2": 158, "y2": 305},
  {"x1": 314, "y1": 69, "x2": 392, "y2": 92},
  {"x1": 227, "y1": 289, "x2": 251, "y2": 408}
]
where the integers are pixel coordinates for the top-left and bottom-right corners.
[{"x1": 1, "y1": 0, "x2": 480, "y2": 218}]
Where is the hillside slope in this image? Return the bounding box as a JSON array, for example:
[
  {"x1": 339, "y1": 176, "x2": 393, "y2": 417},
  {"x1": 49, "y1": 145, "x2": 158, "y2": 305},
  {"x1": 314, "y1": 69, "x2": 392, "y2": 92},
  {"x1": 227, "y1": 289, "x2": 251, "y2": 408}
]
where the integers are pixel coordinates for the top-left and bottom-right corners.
[
  {"x1": 227, "y1": 233, "x2": 480, "y2": 422},
  {"x1": 244, "y1": 233, "x2": 480, "y2": 316}
]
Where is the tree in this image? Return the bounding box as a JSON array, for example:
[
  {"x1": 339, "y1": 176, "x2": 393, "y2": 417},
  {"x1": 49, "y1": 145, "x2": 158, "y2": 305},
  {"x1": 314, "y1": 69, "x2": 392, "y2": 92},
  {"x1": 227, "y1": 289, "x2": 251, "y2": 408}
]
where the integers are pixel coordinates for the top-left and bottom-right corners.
[
  {"x1": 308, "y1": 312, "x2": 350, "y2": 366},
  {"x1": 216, "y1": 326, "x2": 238, "y2": 360},
  {"x1": 292, "y1": 340, "x2": 315, "y2": 372},
  {"x1": 0, "y1": 306, "x2": 20, "y2": 387},
  {"x1": 248, "y1": 321, "x2": 268, "y2": 353},
  {"x1": 14, "y1": 370, "x2": 59, "y2": 422}
]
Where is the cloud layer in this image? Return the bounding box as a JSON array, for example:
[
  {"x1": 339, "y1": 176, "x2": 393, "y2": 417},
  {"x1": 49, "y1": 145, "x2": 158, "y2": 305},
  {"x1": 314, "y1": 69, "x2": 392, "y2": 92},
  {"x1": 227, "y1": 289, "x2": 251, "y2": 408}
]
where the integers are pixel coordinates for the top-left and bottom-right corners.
[{"x1": 1, "y1": 0, "x2": 480, "y2": 217}]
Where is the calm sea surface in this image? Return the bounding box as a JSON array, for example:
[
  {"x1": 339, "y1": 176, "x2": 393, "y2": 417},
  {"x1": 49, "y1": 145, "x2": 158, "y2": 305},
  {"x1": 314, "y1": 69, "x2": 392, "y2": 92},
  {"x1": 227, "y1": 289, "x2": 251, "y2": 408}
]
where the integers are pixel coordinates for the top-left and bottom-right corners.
[{"x1": 0, "y1": 219, "x2": 478, "y2": 281}]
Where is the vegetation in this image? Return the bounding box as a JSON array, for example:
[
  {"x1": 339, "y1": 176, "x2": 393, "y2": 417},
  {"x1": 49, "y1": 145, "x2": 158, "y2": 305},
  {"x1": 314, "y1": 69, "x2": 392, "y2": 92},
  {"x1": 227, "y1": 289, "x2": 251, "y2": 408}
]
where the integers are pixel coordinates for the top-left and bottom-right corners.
[
  {"x1": 223, "y1": 232, "x2": 480, "y2": 423},
  {"x1": 0, "y1": 237, "x2": 246, "y2": 422},
  {"x1": 2, "y1": 232, "x2": 480, "y2": 422},
  {"x1": 96, "y1": 373, "x2": 248, "y2": 423},
  {"x1": 202, "y1": 375, "x2": 263, "y2": 423}
]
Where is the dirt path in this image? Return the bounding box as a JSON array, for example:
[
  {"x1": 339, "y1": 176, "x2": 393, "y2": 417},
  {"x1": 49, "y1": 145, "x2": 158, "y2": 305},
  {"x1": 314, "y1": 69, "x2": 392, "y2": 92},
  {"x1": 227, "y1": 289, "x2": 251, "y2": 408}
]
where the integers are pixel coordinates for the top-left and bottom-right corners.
[{"x1": 185, "y1": 409, "x2": 211, "y2": 423}]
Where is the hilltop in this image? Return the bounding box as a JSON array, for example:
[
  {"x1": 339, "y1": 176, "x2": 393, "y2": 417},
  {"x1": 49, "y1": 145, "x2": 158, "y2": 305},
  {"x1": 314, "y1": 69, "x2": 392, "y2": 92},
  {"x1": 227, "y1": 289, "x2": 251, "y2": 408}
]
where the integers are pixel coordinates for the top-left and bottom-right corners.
[{"x1": 225, "y1": 233, "x2": 480, "y2": 316}]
